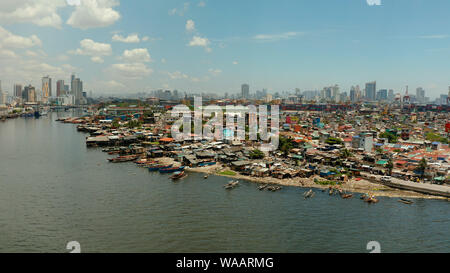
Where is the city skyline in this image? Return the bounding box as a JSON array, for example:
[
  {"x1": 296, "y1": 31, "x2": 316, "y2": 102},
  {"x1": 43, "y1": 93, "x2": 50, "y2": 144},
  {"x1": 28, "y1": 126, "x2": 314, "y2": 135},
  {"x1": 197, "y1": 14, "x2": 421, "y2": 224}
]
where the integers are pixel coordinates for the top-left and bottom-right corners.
[{"x1": 0, "y1": 0, "x2": 450, "y2": 98}]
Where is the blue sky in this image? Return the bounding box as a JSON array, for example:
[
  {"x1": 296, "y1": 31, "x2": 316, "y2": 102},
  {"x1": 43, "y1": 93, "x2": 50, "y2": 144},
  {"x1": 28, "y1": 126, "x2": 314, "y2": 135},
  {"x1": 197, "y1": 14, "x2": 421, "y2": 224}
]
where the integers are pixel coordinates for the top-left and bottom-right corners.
[{"x1": 0, "y1": 0, "x2": 449, "y2": 98}]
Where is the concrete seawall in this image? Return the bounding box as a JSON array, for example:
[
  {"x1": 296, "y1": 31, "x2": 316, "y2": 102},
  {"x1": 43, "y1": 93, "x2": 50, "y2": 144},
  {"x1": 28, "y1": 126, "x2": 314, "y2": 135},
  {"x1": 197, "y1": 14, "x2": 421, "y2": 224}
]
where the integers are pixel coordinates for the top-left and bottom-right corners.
[{"x1": 383, "y1": 179, "x2": 450, "y2": 198}]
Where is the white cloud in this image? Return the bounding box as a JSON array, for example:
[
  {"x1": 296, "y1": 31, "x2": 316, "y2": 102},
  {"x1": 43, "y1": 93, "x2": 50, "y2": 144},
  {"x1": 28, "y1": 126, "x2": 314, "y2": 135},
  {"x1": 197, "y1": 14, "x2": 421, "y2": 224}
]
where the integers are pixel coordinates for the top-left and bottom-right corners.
[
  {"x1": 70, "y1": 39, "x2": 112, "y2": 63},
  {"x1": 198, "y1": 1, "x2": 206, "y2": 8},
  {"x1": 253, "y1": 32, "x2": 304, "y2": 42},
  {"x1": 0, "y1": 0, "x2": 66, "y2": 28},
  {"x1": 161, "y1": 58, "x2": 166, "y2": 64},
  {"x1": 186, "y1": 20, "x2": 195, "y2": 32},
  {"x1": 67, "y1": 0, "x2": 121, "y2": 29},
  {"x1": 366, "y1": 0, "x2": 381, "y2": 6},
  {"x1": 0, "y1": 26, "x2": 42, "y2": 49},
  {"x1": 168, "y1": 71, "x2": 189, "y2": 80},
  {"x1": 91, "y1": 56, "x2": 104, "y2": 63},
  {"x1": 188, "y1": 36, "x2": 211, "y2": 52},
  {"x1": 232, "y1": 61, "x2": 239, "y2": 65},
  {"x1": 121, "y1": 48, "x2": 151, "y2": 63},
  {"x1": 168, "y1": 2, "x2": 190, "y2": 16},
  {"x1": 208, "y1": 68, "x2": 222, "y2": 76},
  {"x1": 112, "y1": 33, "x2": 140, "y2": 43},
  {"x1": 109, "y1": 63, "x2": 153, "y2": 79}
]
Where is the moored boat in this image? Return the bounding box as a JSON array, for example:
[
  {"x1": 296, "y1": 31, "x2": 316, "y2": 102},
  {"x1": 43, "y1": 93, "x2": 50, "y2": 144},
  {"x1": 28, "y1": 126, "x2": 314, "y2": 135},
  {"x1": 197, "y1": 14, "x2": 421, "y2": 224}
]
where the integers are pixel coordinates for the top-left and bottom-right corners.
[
  {"x1": 398, "y1": 198, "x2": 414, "y2": 205},
  {"x1": 170, "y1": 171, "x2": 186, "y2": 180},
  {"x1": 159, "y1": 166, "x2": 185, "y2": 173},
  {"x1": 148, "y1": 164, "x2": 172, "y2": 171},
  {"x1": 107, "y1": 155, "x2": 138, "y2": 163}
]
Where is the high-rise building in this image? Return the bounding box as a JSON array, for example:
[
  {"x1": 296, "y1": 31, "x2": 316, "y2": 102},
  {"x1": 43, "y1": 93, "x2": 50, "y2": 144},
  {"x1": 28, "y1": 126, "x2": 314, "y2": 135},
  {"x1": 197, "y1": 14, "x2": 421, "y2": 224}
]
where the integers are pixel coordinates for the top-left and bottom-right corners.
[
  {"x1": 56, "y1": 80, "x2": 65, "y2": 97},
  {"x1": 388, "y1": 89, "x2": 394, "y2": 101},
  {"x1": 365, "y1": 81, "x2": 376, "y2": 101},
  {"x1": 23, "y1": 85, "x2": 36, "y2": 103},
  {"x1": 377, "y1": 89, "x2": 388, "y2": 101},
  {"x1": 416, "y1": 87, "x2": 425, "y2": 103},
  {"x1": 42, "y1": 76, "x2": 52, "y2": 102},
  {"x1": 71, "y1": 74, "x2": 83, "y2": 105},
  {"x1": 14, "y1": 84, "x2": 22, "y2": 98},
  {"x1": 241, "y1": 84, "x2": 250, "y2": 99}
]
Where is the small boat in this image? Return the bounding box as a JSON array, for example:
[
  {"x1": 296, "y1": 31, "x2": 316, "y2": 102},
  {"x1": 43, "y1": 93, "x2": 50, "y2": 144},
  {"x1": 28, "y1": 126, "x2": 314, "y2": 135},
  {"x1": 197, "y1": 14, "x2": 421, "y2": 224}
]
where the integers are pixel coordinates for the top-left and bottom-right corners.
[
  {"x1": 341, "y1": 194, "x2": 353, "y2": 199},
  {"x1": 159, "y1": 166, "x2": 185, "y2": 174},
  {"x1": 107, "y1": 155, "x2": 138, "y2": 163},
  {"x1": 267, "y1": 186, "x2": 282, "y2": 192},
  {"x1": 204, "y1": 175, "x2": 209, "y2": 179},
  {"x1": 304, "y1": 189, "x2": 315, "y2": 199},
  {"x1": 171, "y1": 171, "x2": 186, "y2": 180},
  {"x1": 258, "y1": 184, "x2": 267, "y2": 191},
  {"x1": 148, "y1": 164, "x2": 172, "y2": 172},
  {"x1": 224, "y1": 180, "x2": 239, "y2": 190},
  {"x1": 364, "y1": 195, "x2": 379, "y2": 204},
  {"x1": 398, "y1": 198, "x2": 414, "y2": 205}
]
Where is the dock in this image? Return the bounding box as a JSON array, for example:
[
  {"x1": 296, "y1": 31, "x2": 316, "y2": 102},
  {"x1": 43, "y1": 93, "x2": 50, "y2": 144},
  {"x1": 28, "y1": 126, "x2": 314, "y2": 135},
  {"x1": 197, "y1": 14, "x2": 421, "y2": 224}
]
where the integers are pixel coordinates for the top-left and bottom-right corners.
[{"x1": 383, "y1": 179, "x2": 450, "y2": 198}]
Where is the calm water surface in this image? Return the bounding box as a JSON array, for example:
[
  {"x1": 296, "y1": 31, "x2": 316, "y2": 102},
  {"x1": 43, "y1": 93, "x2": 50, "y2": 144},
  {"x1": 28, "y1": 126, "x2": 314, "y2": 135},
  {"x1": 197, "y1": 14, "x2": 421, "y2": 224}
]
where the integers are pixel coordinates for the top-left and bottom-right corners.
[{"x1": 0, "y1": 112, "x2": 449, "y2": 253}]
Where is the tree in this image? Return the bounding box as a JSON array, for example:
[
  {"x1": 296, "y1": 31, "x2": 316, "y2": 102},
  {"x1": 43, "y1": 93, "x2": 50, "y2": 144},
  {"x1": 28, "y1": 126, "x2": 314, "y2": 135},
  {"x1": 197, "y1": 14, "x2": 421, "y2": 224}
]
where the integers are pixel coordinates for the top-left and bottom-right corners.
[
  {"x1": 339, "y1": 148, "x2": 352, "y2": 159},
  {"x1": 379, "y1": 131, "x2": 398, "y2": 143},
  {"x1": 416, "y1": 157, "x2": 427, "y2": 178},
  {"x1": 249, "y1": 149, "x2": 265, "y2": 159},
  {"x1": 279, "y1": 136, "x2": 293, "y2": 157},
  {"x1": 386, "y1": 158, "x2": 394, "y2": 176}
]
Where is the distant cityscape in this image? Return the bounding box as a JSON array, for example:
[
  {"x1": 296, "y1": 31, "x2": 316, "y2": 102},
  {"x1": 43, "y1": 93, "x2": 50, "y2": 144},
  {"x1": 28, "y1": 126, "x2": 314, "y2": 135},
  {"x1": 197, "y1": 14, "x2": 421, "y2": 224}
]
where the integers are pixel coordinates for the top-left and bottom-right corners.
[{"x1": 0, "y1": 76, "x2": 449, "y2": 107}]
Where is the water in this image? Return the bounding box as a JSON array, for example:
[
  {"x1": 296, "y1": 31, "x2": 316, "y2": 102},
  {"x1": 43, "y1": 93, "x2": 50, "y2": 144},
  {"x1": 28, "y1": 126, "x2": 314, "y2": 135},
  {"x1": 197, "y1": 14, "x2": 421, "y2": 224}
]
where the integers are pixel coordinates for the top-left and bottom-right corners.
[{"x1": 0, "y1": 112, "x2": 449, "y2": 253}]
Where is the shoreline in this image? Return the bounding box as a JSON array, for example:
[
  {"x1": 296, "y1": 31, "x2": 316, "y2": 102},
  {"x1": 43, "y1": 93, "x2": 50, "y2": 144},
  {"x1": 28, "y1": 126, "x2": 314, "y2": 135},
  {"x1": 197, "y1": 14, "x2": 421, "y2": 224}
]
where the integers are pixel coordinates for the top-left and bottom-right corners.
[{"x1": 156, "y1": 158, "x2": 446, "y2": 200}]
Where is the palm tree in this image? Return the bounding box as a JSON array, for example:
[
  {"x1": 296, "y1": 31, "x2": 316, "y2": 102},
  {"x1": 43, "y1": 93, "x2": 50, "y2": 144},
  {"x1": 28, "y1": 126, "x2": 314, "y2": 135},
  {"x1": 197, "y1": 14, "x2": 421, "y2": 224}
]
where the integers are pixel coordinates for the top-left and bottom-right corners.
[{"x1": 416, "y1": 157, "x2": 427, "y2": 179}]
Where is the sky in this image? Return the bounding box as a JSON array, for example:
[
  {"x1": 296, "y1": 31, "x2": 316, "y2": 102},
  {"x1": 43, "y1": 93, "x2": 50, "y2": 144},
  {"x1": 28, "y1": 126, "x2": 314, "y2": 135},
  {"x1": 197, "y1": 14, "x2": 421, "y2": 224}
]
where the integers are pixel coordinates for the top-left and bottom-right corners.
[{"x1": 0, "y1": 0, "x2": 449, "y2": 98}]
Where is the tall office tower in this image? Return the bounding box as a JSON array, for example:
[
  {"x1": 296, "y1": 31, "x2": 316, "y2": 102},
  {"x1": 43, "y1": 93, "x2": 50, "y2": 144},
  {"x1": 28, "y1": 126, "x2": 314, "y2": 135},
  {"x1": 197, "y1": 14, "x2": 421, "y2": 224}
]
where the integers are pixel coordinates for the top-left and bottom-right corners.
[
  {"x1": 14, "y1": 84, "x2": 23, "y2": 97},
  {"x1": 365, "y1": 81, "x2": 376, "y2": 101},
  {"x1": 241, "y1": 84, "x2": 250, "y2": 99},
  {"x1": 71, "y1": 73, "x2": 75, "y2": 94},
  {"x1": 416, "y1": 87, "x2": 425, "y2": 103},
  {"x1": 350, "y1": 86, "x2": 357, "y2": 102},
  {"x1": 377, "y1": 89, "x2": 388, "y2": 101},
  {"x1": 56, "y1": 80, "x2": 65, "y2": 97},
  {"x1": 388, "y1": 89, "x2": 394, "y2": 101},
  {"x1": 42, "y1": 76, "x2": 52, "y2": 102},
  {"x1": 331, "y1": 85, "x2": 340, "y2": 102},
  {"x1": 23, "y1": 85, "x2": 36, "y2": 103},
  {"x1": 447, "y1": 87, "x2": 450, "y2": 105}
]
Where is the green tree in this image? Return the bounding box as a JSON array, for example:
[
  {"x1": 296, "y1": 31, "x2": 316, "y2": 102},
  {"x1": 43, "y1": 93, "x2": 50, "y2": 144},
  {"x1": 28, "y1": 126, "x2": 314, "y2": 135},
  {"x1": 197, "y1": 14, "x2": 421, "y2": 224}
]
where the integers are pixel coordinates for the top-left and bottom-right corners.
[
  {"x1": 416, "y1": 157, "x2": 427, "y2": 178},
  {"x1": 379, "y1": 131, "x2": 398, "y2": 143},
  {"x1": 339, "y1": 148, "x2": 352, "y2": 159},
  {"x1": 279, "y1": 136, "x2": 293, "y2": 157},
  {"x1": 386, "y1": 158, "x2": 394, "y2": 176},
  {"x1": 325, "y1": 137, "x2": 343, "y2": 145},
  {"x1": 249, "y1": 149, "x2": 265, "y2": 159}
]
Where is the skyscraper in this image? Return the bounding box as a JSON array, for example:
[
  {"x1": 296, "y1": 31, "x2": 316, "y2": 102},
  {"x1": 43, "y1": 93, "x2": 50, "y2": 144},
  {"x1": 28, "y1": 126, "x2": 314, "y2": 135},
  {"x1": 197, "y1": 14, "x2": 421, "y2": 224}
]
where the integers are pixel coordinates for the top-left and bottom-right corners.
[
  {"x1": 42, "y1": 76, "x2": 52, "y2": 102},
  {"x1": 23, "y1": 85, "x2": 36, "y2": 103},
  {"x1": 71, "y1": 73, "x2": 83, "y2": 105},
  {"x1": 14, "y1": 84, "x2": 22, "y2": 98},
  {"x1": 57, "y1": 80, "x2": 65, "y2": 97},
  {"x1": 365, "y1": 81, "x2": 376, "y2": 101},
  {"x1": 416, "y1": 87, "x2": 425, "y2": 103},
  {"x1": 241, "y1": 84, "x2": 249, "y2": 99},
  {"x1": 377, "y1": 89, "x2": 388, "y2": 101}
]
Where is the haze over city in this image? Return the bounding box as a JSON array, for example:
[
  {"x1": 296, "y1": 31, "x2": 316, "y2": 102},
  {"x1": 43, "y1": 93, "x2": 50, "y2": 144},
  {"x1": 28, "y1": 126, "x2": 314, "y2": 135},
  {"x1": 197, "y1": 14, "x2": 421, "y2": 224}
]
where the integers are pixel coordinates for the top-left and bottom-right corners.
[{"x1": 0, "y1": 0, "x2": 450, "y2": 98}]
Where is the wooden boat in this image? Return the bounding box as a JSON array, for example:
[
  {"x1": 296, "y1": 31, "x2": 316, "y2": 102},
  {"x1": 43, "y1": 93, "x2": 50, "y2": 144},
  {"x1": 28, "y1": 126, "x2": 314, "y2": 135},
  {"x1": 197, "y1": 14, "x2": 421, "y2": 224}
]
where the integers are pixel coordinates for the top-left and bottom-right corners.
[
  {"x1": 364, "y1": 195, "x2": 379, "y2": 204},
  {"x1": 170, "y1": 171, "x2": 186, "y2": 180},
  {"x1": 148, "y1": 164, "x2": 172, "y2": 171},
  {"x1": 159, "y1": 166, "x2": 185, "y2": 174},
  {"x1": 258, "y1": 185, "x2": 267, "y2": 190},
  {"x1": 107, "y1": 155, "x2": 137, "y2": 163},
  {"x1": 398, "y1": 198, "x2": 414, "y2": 205},
  {"x1": 304, "y1": 189, "x2": 315, "y2": 198},
  {"x1": 204, "y1": 175, "x2": 209, "y2": 179},
  {"x1": 341, "y1": 194, "x2": 353, "y2": 199},
  {"x1": 267, "y1": 186, "x2": 282, "y2": 192},
  {"x1": 224, "y1": 180, "x2": 239, "y2": 190}
]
